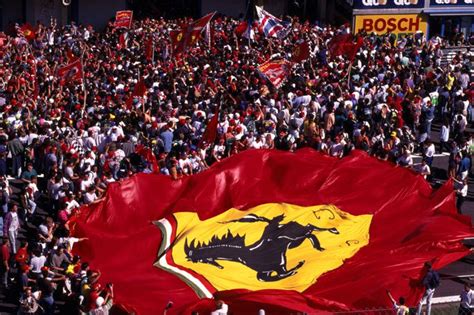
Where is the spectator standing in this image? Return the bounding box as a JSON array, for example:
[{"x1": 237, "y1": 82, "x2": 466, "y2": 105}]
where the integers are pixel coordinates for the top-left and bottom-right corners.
[
  {"x1": 3, "y1": 204, "x2": 19, "y2": 253},
  {"x1": 416, "y1": 262, "x2": 440, "y2": 315},
  {"x1": 459, "y1": 283, "x2": 474, "y2": 315}
]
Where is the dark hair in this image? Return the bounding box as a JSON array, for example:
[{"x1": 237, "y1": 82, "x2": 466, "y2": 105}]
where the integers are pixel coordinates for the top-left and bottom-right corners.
[{"x1": 399, "y1": 297, "x2": 406, "y2": 305}]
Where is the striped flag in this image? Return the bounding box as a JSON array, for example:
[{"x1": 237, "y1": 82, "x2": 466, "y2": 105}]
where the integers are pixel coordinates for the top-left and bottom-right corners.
[{"x1": 255, "y1": 6, "x2": 290, "y2": 39}]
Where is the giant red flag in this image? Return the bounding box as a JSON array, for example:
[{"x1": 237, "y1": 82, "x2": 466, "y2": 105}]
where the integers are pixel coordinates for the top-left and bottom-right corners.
[
  {"x1": 72, "y1": 149, "x2": 473, "y2": 314},
  {"x1": 258, "y1": 59, "x2": 292, "y2": 88},
  {"x1": 57, "y1": 58, "x2": 83, "y2": 86}
]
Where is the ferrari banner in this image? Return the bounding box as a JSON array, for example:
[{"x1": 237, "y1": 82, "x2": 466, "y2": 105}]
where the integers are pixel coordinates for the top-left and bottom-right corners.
[
  {"x1": 114, "y1": 10, "x2": 133, "y2": 28},
  {"x1": 157, "y1": 204, "x2": 371, "y2": 296},
  {"x1": 72, "y1": 149, "x2": 474, "y2": 314}
]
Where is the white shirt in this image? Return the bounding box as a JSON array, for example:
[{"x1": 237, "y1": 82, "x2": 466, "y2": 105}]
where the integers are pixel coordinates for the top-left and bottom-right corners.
[
  {"x1": 414, "y1": 164, "x2": 431, "y2": 178},
  {"x1": 397, "y1": 155, "x2": 413, "y2": 166},
  {"x1": 9, "y1": 212, "x2": 19, "y2": 232},
  {"x1": 211, "y1": 303, "x2": 228, "y2": 315},
  {"x1": 425, "y1": 144, "x2": 435, "y2": 158},
  {"x1": 30, "y1": 255, "x2": 47, "y2": 274},
  {"x1": 251, "y1": 140, "x2": 264, "y2": 149},
  {"x1": 460, "y1": 289, "x2": 474, "y2": 308},
  {"x1": 440, "y1": 125, "x2": 449, "y2": 142}
]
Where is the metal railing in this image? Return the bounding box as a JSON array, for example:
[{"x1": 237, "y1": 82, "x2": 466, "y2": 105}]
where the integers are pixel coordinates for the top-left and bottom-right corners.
[{"x1": 332, "y1": 303, "x2": 461, "y2": 315}]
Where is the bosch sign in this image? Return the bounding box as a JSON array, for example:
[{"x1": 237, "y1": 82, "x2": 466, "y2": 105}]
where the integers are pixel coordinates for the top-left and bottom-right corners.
[{"x1": 354, "y1": 14, "x2": 428, "y2": 35}]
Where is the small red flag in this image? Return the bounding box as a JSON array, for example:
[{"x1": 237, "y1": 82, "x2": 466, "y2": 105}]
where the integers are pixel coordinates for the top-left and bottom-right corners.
[
  {"x1": 328, "y1": 34, "x2": 363, "y2": 61},
  {"x1": 170, "y1": 29, "x2": 186, "y2": 55},
  {"x1": 66, "y1": 47, "x2": 76, "y2": 62},
  {"x1": 19, "y1": 23, "x2": 36, "y2": 41},
  {"x1": 234, "y1": 21, "x2": 248, "y2": 37},
  {"x1": 170, "y1": 12, "x2": 215, "y2": 55},
  {"x1": 144, "y1": 36, "x2": 153, "y2": 61},
  {"x1": 57, "y1": 58, "x2": 83, "y2": 86},
  {"x1": 135, "y1": 145, "x2": 158, "y2": 173},
  {"x1": 114, "y1": 10, "x2": 133, "y2": 28},
  {"x1": 199, "y1": 106, "x2": 219, "y2": 147},
  {"x1": 292, "y1": 41, "x2": 310, "y2": 63},
  {"x1": 187, "y1": 12, "x2": 215, "y2": 47},
  {"x1": 126, "y1": 78, "x2": 147, "y2": 109}
]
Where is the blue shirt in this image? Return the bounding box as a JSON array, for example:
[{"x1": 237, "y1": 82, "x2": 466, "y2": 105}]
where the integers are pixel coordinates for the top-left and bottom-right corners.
[
  {"x1": 160, "y1": 130, "x2": 174, "y2": 153},
  {"x1": 458, "y1": 157, "x2": 471, "y2": 174}
]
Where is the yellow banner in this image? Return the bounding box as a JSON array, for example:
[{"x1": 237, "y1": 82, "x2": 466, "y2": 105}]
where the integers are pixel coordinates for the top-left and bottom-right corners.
[
  {"x1": 354, "y1": 14, "x2": 428, "y2": 36},
  {"x1": 155, "y1": 203, "x2": 372, "y2": 297}
]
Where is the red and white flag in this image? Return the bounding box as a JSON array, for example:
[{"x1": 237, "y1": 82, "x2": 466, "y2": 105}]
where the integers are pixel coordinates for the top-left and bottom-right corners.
[
  {"x1": 170, "y1": 12, "x2": 216, "y2": 55},
  {"x1": 258, "y1": 59, "x2": 292, "y2": 88},
  {"x1": 118, "y1": 32, "x2": 129, "y2": 50},
  {"x1": 188, "y1": 12, "x2": 215, "y2": 47},
  {"x1": 57, "y1": 58, "x2": 83, "y2": 86},
  {"x1": 114, "y1": 10, "x2": 133, "y2": 28}
]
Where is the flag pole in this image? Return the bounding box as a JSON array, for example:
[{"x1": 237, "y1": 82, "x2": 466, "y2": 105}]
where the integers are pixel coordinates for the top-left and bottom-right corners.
[
  {"x1": 347, "y1": 61, "x2": 353, "y2": 87},
  {"x1": 26, "y1": 44, "x2": 38, "y2": 110},
  {"x1": 81, "y1": 51, "x2": 87, "y2": 117}
]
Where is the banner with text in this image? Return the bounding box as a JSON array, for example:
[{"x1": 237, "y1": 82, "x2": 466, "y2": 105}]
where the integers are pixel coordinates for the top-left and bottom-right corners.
[
  {"x1": 430, "y1": 0, "x2": 473, "y2": 6},
  {"x1": 353, "y1": 0, "x2": 424, "y2": 9},
  {"x1": 354, "y1": 14, "x2": 428, "y2": 36}
]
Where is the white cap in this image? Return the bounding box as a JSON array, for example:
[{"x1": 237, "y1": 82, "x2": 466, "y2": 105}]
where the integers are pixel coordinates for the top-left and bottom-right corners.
[{"x1": 96, "y1": 296, "x2": 105, "y2": 307}]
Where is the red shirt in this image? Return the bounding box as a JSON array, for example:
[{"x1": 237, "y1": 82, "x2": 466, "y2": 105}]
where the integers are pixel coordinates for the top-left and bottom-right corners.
[
  {"x1": 15, "y1": 247, "x2": 28, "y2": 265},
  {"x1": 1, "y1": 244, "x2": 10, "y2": 264}
]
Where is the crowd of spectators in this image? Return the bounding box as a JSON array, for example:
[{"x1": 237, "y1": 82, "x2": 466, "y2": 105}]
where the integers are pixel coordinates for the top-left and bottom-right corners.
[{"x1": 0, "y1": 13, "x2": 472, "y2": 314}]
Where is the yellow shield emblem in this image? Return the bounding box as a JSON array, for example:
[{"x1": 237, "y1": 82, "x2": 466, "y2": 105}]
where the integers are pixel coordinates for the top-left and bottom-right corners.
[
  {"x1": 176, "y1": 32, "x2": 183, "y2": 42},
  {"x1": 155, "y1": 203, "x2": 372, "y2": 298}
]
